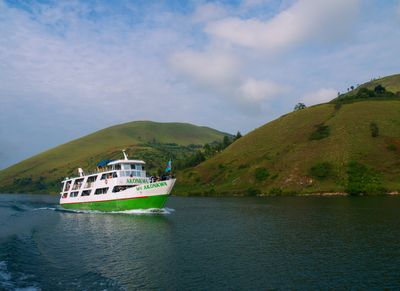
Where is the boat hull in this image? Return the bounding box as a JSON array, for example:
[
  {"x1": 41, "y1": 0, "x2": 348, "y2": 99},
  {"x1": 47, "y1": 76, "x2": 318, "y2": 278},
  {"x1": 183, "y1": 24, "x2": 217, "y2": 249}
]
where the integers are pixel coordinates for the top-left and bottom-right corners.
[{"x1": 61, "y1": 194, "x2": 169, "y2": 212}]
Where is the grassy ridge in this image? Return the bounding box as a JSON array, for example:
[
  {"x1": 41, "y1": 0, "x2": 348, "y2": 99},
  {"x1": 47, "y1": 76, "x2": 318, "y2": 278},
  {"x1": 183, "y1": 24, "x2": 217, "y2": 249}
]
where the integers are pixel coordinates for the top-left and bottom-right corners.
[
  {"x1": 358, "y1": 74, "x2": 400, "y2": 93},
  {"x1": 0, "y1": 121, "x2": 229, "y2": 194},
  {"x1": 177, "y1": 75, "x2": 400, "y2": 196}
]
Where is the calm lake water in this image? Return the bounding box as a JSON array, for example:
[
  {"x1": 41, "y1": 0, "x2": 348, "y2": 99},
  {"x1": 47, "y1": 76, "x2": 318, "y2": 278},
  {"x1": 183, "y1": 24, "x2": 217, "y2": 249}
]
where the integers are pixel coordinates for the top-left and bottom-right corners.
[{"x1": 1, "y1": 194, "x2": 400, "y2": 290}]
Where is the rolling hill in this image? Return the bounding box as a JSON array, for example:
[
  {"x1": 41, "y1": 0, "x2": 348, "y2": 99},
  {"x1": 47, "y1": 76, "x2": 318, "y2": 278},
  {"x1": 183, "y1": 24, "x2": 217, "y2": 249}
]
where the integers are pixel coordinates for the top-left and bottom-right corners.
[
  {"x1": 0, "y1": 121, "x2": 230, "y2": 194},
  {"x1": 177, "y1": 74, "x2": 400, "y2": 196}
]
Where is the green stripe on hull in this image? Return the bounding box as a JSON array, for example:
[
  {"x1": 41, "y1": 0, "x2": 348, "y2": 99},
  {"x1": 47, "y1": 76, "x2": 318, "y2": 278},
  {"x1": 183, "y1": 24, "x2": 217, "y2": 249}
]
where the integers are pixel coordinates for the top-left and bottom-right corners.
[{"x1": 61, "y1": 194, "x2": 169, "y2": 212}]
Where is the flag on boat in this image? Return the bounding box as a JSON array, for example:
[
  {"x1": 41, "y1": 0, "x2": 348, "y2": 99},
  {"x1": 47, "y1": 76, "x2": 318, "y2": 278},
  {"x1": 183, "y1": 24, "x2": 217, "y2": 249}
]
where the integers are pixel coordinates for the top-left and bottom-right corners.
[{"x1": 165, "y1": 159, "x2": 172, "y2": 172}]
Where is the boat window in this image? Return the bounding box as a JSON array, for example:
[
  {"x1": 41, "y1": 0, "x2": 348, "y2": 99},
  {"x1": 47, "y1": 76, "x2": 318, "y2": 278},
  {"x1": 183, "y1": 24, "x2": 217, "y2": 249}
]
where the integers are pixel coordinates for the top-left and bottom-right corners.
[
  {"x1": 135, "y1": 164, "x2": 142, "y2": 171},
  {"x1": 70, "y1": 191, "x2": 79, "y2": 197},
  {"x1": 122, "y1": 164, "x2": 131, "y2": 170},
  {"x1": 81, "y1": 190, "x2": 91, "y2": 196},
  {"x1": 100, "y1": 172, "x2": 117, "y2": 180},
  {"x1": 94, "y1": 187, "x2": 109, "y2": 195},
  {"x1": 87, "y1": 175, "x2": 97, "y2": 182},
  {"x1": 64, "y1": 180, "x2": 72, "y2": 191},
  {"x1": 115, "y1": 164, "x2": 121, "y2": 170},
  {"x1": 62, "y1": 192, "x2": 68, "y2": 198},
  {"x1": 84, "y1": 175, "x2": 97, "y2": 188},
  {"x1": 120, "y1": 170, "x2": 140, "y2": 177},
  {"x1": 72, "y1": 178, "x2": 84, "y2": 190},
  {"x1": 112, "y1": 185, "x2": 134, "y2": 193}
]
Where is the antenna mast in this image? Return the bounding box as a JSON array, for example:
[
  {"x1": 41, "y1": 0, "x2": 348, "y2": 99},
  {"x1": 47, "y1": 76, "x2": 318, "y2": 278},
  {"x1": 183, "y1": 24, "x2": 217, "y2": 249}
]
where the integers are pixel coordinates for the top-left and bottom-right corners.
[{"x1": 122, "y1": 150, "x2": 128, "y2": 160}]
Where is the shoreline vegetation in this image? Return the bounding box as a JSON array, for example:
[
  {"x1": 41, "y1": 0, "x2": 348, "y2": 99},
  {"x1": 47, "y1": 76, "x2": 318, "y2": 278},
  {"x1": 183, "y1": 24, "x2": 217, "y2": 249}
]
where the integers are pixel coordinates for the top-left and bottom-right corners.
[{"x1": 173, "y1": 191, "x2": 400, "y2": 197}]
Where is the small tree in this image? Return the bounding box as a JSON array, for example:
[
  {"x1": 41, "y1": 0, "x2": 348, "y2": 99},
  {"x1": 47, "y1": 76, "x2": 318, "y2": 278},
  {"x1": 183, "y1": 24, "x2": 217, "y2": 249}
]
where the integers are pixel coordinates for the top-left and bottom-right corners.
[
  {"x1": 374, "y1": 84, "x2": 386, "y2": 94},
  {"x1": 309, "y1": 162, "x2": 333, "y2": 180},
  {"x1": 255, "y1": 167, "x2": 269, "y2": 182},
  {"x1": 234, "y1": 131, "x2": 242, "y2": 140},
  {"x1": 222, "y1": 135, "x2": 231, "y2": 148},
  {"x1": 203, "y1": 143, "x2": 213, "y2": 157},
  {"x1": 350, "y1": 85, "x2": 354, "y2": 90},
  {"x1": 309, "y1": 124, "x2": 330, "y2": 140},
  {"x1": 294, "y1": 102, "x2": 306, "y2": 111},
  {"x1": 370, "y1": 122, "x2": 379, "y2": 137}
]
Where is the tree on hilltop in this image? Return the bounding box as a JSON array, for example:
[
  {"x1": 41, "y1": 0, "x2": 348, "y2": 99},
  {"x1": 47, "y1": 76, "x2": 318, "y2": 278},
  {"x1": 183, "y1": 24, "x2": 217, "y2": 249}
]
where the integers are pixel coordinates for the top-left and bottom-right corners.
[
  {"x1": 294, "y1": 103, "x2": 306, "y2": 111},
  {"x1": 234, "y1": 131, "x2": 242, "y2": 141}
]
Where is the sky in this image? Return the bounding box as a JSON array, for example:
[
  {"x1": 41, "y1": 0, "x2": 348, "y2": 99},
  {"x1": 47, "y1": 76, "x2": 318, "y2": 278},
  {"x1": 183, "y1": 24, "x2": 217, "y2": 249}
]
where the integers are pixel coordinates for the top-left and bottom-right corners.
[{"x1": 1, "y1": 0, "x2": 400, "y2": 169}]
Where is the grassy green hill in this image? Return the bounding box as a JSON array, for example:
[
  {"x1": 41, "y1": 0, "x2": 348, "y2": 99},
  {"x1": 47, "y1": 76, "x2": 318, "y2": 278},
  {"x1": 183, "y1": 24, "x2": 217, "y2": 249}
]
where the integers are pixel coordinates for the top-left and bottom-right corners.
[
  {"x1": 177, "y1": 74, "x2": 400, "y2": 196},
  {"x1": 357, "y1": 74, "x2": 400, "y2": 93},
  {"x1": 0, "y1": 121, "x2": 229, "y2": 194}
]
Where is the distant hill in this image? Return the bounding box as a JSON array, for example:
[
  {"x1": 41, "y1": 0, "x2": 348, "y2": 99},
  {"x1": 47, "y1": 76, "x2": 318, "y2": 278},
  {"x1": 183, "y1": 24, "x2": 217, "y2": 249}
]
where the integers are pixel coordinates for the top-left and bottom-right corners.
[
  {"x1": 177, "y1": 74, "x2": 400, "y2": 196},
  {"x1": 0, "y1": 121, "x2": 230, "y2": 194}
]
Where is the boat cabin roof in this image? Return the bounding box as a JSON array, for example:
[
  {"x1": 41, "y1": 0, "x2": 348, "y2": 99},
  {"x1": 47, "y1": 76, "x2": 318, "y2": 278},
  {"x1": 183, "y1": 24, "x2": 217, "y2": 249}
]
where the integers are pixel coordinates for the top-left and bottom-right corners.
[{"x1": 107, "y1": 159, "x2": 145, "y2": 165}]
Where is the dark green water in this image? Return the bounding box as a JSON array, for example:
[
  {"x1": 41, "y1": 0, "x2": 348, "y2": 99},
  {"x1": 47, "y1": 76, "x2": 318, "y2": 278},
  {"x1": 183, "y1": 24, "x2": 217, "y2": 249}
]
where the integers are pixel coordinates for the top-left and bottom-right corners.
[{"x1": 1, "y1": 194, "x2": 400, "y2": 290}]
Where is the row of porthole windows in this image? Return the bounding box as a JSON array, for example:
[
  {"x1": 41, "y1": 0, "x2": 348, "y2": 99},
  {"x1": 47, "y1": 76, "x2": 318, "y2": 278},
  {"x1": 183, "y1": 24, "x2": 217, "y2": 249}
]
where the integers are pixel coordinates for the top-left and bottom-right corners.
[{"x1": 65, "y1": 185, "x2": 135, "y2": 198}]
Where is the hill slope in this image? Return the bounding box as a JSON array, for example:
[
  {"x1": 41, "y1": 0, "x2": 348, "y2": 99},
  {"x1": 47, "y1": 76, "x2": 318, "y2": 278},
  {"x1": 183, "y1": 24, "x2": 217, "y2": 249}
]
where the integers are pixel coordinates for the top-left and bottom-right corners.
[
  {"x1": 357, "y1": 74, "x2": 400, "y2": 93},
  {"x1": 0, "y1": 121, "x2": 229, "y2": 194},
  {"x1": 178, "y1": 75, "x2": 400, "y2": 196}
]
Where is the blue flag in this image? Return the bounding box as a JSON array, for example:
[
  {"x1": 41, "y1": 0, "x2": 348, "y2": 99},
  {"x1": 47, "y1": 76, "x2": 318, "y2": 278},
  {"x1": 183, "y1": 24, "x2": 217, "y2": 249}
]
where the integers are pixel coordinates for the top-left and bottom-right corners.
[{"x1": 165, "y1": 159, "x2": 172, "y2": 172}]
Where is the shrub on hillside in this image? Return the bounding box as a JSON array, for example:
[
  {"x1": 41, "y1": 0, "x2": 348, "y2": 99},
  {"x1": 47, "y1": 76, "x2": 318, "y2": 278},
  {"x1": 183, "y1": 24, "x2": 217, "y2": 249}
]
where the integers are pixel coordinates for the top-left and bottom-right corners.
[
  {"x1": 334, "y1": 102, "x2": 342, "y2": 110},
  {"x1": 255, "y1": 167, "x2": 270, "y2": 182},
  {"x1": 309, "y1": 124, "x2": 330, "y2": 140},
  {"x1": 269, "y1": 187, "x2": 283, "y2": 196},
  {"x1": 370, "y1": 122, "x2": 379, "y2": 137},
  {"x1": 387, "y1": 144, "x2": 397, "y2": 151},
  {"x1": 374, "y1": 84, "x2": 386, "y2": 94},
  {"x1": 186, "y1": 151, "x2": 206, "y2": 167},
  {"x1": 247, "y1": 187, "x2": 261, "y2": 196},
  {"x1": 309, "y1": 162, "x2": 333, "y2": 180},
  {"x1": 332, "y1": 84, "x2": 399, "y2": 105},
  {"x1": 346, "y1": 161, "x2": 385, "y2": 195}
]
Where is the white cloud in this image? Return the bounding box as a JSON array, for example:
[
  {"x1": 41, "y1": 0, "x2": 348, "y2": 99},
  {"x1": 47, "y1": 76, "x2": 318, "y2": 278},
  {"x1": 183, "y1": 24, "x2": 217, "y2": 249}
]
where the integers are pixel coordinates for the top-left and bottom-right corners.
[
  {"x1": 238, "y1": 78, "x2": 285, "y2": 103},
  {"x1": 192, "y1": 3, "x2": 227, "y2": 23},
  {"x1": 169, "y1": 48, "x2": 285, "y2": 105},
  {"x1": 205, "y1": 0, "x2": 360, "y2": 51},
  {"x1": 302, "y1": 88, "x2": 337, "y2": 105},
  {"x1": 170, "y1": 50, "x2": 240, "y2": 88}
]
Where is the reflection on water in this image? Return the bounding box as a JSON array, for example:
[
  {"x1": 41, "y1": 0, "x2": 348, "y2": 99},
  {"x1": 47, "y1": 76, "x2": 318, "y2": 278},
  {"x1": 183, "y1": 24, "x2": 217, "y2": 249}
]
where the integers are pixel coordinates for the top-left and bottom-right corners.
[{"x1": 1, "y1": 194, "x2": 400, "y2": 290}]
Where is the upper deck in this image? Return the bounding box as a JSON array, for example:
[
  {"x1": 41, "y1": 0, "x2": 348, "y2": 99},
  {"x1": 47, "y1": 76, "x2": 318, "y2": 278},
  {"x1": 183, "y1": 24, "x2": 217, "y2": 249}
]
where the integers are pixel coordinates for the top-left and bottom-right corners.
[{"x1": 60, "y1": 151, "x2": 152, "y2": 196}]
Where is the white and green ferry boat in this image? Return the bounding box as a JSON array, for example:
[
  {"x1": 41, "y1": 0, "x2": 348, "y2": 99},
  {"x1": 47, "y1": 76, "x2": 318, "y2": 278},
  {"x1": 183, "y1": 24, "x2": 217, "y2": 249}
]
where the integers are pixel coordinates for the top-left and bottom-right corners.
[{"x1": 59, "y1": 151, "x2": 175, "y2": 211}]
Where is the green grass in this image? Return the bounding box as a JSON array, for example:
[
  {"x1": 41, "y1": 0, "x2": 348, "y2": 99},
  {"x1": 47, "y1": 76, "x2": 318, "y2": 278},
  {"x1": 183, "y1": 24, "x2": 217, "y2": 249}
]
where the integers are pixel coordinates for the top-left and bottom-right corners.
[
  {"x1": 333, "y1": 74, "x2": 400, "y2": 102},
  {"x1": 177, "y1": 100, "x2": 400, "y2": 196},
  {"x1": 360, "y1": 74, "x2": 400, "y2": 93},
  {"x1": 0, "y1": 121, "x2": 229, "y2": 194}
]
